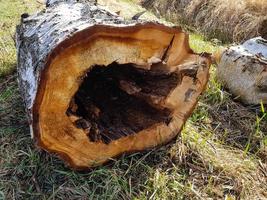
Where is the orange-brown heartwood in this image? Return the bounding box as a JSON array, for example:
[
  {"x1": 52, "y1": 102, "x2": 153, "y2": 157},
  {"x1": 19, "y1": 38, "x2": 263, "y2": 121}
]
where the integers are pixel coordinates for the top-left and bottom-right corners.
[{"x1": 16, "y1": 0, "x2": 211, "y2": 169}]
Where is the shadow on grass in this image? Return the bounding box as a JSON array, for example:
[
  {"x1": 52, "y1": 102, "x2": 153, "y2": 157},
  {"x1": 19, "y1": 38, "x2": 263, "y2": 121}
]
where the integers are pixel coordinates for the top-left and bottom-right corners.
[{"x1": 191, "y1": 79, "x2": 267, "y2": 160}]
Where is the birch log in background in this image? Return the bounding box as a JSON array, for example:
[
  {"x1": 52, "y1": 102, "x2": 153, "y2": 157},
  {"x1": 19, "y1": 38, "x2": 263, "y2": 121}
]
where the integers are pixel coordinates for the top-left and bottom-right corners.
[
  {"x1": 16, "y1": 0, "x2": 211, "y2": 169},
  {"x1": 217, "y1": 37, "x2": 267, "y2": 104}
]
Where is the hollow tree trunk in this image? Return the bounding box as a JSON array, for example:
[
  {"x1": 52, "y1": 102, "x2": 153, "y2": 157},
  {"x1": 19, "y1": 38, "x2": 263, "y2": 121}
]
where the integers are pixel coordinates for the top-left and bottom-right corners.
[{"x1": 16, "y1": 0, "x2": 211, "y2": 169}]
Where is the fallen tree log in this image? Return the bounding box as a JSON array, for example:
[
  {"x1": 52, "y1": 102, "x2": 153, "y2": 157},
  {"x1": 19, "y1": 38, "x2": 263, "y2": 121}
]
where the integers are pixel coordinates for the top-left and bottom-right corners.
[
  {"x1": 217, "y1": 37, "x2": 267, "y2": 104},
  {"x1": 16, "y1": 0, "x2": 211, "y2": 169}
]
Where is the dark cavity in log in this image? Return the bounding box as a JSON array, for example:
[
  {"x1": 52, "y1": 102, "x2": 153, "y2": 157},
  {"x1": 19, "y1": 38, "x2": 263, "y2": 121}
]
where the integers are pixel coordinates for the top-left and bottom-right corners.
[{"x1": 67, "y1": 62, "x2": 180, "y2": 144}]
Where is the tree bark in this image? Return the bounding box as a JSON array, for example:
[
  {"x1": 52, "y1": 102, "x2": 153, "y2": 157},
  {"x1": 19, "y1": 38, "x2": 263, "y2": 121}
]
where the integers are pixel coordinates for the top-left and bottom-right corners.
[
  {"x1": 217, "y1": 37, "x2": 267, "y2": 104},
  {"x1": 16, "y1": 0, "x2": 210, "y2": 169}
]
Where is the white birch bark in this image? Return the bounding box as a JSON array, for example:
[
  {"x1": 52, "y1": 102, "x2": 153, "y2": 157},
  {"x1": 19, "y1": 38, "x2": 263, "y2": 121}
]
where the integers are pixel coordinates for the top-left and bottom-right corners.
[{"x1": 217, "y1": 37, "x2": 267, "y2": 104}]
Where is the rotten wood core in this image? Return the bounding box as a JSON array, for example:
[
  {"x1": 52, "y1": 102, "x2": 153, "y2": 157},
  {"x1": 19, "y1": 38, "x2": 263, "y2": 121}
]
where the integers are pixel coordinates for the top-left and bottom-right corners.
[
  {"x1": 67, "y1": 62, "x2": 179, "y2": 144},
  {"x1": 16, "y1": 0, "x2": 211, "y2": 169}
]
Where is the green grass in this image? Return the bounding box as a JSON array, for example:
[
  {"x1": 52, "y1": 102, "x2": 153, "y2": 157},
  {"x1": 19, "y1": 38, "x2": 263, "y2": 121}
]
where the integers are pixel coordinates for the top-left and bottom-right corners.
[
  {"x1": 0, "y1": 0, "x2": 42, "y2": 77},
  {"x1": 1, "y1": 0, "x2": 267, "y2": 199}
]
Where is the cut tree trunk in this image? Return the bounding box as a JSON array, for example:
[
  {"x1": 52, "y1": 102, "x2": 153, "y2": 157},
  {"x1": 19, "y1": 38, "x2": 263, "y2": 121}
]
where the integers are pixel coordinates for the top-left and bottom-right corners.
[
  {"x1": 16, "y1": 0, "x2": 211, "y2": 169},
  {"x1": 217, "y1": 37, "x2": 267, "y2": 104}
]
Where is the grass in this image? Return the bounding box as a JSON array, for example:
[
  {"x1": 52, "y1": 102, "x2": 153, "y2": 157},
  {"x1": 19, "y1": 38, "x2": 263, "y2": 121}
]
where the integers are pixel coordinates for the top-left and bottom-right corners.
[
  {"x1": 142, "y1": 0, "x2": 267, "y2": 43},
  {"x1": 1, "y1": 0, "x2": 267, "y2": 199},
  {"x1": 0, "y1": 0, "x2": 42, "y2": 77}
]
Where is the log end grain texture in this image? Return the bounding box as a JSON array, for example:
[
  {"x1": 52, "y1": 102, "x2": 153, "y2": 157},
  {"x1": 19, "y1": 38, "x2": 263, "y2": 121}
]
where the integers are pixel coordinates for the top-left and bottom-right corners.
[{"x1": 16, "y1": 0, "x2": 211, "y2": 169}]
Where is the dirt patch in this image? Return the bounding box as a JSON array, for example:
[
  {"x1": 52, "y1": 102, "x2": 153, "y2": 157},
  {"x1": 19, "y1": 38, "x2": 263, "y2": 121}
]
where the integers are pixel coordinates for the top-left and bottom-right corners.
[{"x1": 141, "y1": 0, "x2": 267, "y2": 42}]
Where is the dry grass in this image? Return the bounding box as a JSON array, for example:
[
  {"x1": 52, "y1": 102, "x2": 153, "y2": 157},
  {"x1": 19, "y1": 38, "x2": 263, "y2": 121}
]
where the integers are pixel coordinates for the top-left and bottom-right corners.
[
  {"x1": 245, "y1": 0, "x2": 267, "y2": 14},
  {"x1": 142, "y1": 0, "x2": 267, "y2": 42},
  {"x1": 174, "y1": 125, "x2": 267, "y2": 200},
  {"x1": 1, "y1": 0, "x2": 267, "y2": 199}
]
